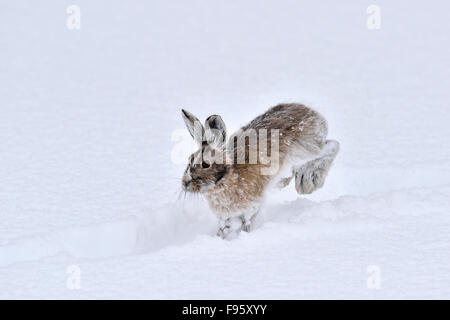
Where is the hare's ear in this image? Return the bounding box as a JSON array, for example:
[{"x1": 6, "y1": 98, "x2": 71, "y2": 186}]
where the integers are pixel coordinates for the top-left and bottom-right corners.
[
  {"x1": 205, "y1": 115, "x2": 226, "y2": 148},
  {"x1": 181, "y1": 109, "x2": 204, "y2": 145}
]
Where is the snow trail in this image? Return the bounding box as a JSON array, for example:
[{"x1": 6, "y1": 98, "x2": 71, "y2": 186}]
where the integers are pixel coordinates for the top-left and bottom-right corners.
[{"x1": 2, "y1": 186, "x2": 448, "y2": 268}]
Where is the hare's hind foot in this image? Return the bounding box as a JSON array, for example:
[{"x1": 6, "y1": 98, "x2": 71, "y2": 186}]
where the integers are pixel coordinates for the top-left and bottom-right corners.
[{"x1": 294, "y1": 140, "x2": 339, "y2": 195}]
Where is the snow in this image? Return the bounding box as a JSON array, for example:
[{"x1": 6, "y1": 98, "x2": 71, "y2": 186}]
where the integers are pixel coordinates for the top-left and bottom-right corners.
[{"x1": 1, "y1": 0, "x2": 450, "y2": 299}]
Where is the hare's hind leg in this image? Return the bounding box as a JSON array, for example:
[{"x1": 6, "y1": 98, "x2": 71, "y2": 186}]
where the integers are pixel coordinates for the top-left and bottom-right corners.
[{"x1": 294, "y1": 139, "x2": 339, "y2": 194}]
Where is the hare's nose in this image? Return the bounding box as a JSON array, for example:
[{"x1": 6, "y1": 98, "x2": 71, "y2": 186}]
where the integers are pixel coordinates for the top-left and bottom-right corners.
[{"x1": 183, "y1": 180, "x2": 190, "y2": 187}]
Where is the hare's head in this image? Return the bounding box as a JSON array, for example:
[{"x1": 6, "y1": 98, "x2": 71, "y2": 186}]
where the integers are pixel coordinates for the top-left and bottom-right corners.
[{"x1": 181, "y1": 109, "x2": 228, "y2": 193}]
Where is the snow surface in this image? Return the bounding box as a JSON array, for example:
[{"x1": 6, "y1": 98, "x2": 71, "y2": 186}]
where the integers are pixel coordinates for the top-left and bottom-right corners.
[{"x1": 1, "y1": 0, "x2": 450, "y2": 299}]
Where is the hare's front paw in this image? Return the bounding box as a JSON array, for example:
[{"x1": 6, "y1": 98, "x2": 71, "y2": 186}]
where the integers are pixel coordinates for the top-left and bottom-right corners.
[
  {"x1": 216, "y1": 217, "x2": 242, "y2": 240},
  {"x1": 216, "y1": 225, "x2": 230, "y2": 239}
]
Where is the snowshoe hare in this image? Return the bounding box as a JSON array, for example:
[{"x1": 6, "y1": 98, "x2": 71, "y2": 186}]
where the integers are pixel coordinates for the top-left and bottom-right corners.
[{"x1": 181, "y1": 103, "x2": 339, "y2": 239}]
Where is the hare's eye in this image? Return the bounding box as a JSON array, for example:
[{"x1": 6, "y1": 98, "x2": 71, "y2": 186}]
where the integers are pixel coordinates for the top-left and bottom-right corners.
[{"x1": 202, "y1": 161, "x2": 210, "y2": 169}]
